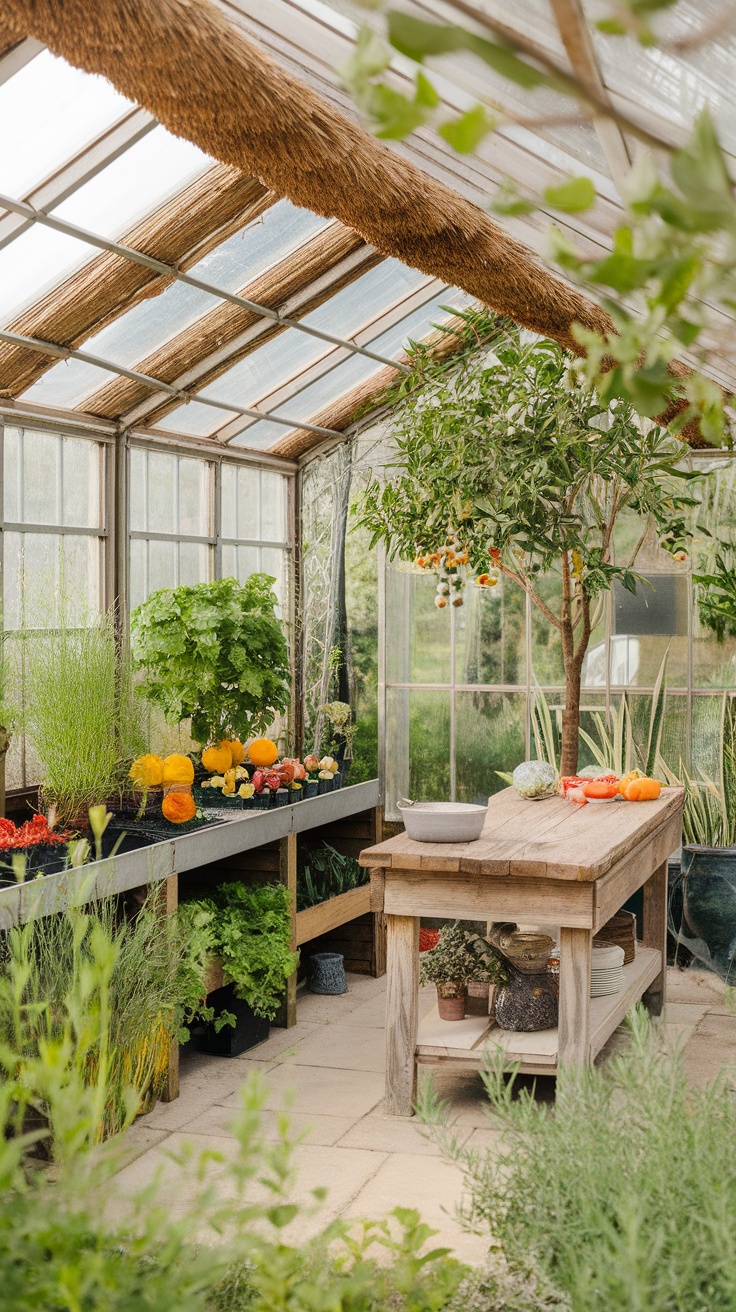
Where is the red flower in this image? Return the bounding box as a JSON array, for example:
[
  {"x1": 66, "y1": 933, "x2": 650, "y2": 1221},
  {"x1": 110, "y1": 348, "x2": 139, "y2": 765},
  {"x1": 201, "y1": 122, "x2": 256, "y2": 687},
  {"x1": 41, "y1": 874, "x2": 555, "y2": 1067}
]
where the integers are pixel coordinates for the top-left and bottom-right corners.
[{"x1": 419, "y1": 928, "x2": 440, "y2": 953}]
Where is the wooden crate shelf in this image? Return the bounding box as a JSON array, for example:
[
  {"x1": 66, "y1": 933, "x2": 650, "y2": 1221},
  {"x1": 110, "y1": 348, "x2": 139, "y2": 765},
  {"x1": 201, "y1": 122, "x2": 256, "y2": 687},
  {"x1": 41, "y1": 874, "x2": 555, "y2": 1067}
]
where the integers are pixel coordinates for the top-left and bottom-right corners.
[{"x1": 416, "y1": 946, "x2": 661, "y2": 1075}]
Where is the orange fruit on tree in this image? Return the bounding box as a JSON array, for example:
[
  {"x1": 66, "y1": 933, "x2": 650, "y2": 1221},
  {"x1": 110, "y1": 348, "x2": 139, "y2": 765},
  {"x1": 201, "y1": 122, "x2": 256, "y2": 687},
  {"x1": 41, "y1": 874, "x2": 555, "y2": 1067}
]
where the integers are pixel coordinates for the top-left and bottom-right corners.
[{"x1": 247, "y1": 737, "x2": 279, "y2": 767}]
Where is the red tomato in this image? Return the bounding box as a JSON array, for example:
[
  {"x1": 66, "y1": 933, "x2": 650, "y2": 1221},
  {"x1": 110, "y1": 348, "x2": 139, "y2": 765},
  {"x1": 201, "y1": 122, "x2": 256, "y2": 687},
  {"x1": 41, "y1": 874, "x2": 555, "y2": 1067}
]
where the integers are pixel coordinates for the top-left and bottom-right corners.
[{"x1": 583, "y1": 779, "x2": 619, "y2": 800}]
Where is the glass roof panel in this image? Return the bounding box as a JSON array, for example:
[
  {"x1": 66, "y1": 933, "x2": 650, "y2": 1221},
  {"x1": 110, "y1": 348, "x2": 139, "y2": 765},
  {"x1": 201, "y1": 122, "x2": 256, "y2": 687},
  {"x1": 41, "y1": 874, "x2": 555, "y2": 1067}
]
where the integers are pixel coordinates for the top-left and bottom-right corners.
[
  {"x1": 152, "y1": 259, "x2": 430, "y2": 438},
  {"x1": 0, "y1": 126, "x2": 211, "y2": 325},
  {"x1": 20, "y1": 200, "x2": 330, "y2": 409},
  {"x1": 0, "y1": 50, "x2": 134, "y2": 201},
  {"x1": 156, "y1": 287, "x2": 477, "y2": 451}
]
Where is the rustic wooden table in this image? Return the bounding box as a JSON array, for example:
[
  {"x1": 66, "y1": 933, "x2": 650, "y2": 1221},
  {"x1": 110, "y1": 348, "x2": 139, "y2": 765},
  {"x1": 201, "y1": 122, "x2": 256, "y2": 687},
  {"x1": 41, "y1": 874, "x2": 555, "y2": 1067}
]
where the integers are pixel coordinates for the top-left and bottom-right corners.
[{"x1": 359, "y1": 786, "x2": 684, "y2": 1116}]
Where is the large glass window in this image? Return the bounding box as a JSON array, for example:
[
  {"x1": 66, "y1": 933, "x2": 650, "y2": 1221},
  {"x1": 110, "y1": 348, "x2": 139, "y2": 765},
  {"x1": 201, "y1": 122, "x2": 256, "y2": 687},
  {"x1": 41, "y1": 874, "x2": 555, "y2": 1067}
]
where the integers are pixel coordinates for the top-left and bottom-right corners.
[
  {"x1": 2, "y1": 424, "x2": 108, "y2": 788},
  {"x1": 129, "y1": 448, "x2": 214, "y2": 610},
  {"x1": 220, "y1": 464, "x2": 290, "y2": 612}
]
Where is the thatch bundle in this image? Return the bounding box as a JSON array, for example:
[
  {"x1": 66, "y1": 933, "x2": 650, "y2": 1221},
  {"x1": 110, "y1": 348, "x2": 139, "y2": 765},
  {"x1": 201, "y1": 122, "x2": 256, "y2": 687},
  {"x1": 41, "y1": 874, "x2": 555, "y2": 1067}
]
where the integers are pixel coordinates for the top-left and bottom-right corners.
[
  {"x1": 1, "y1": 0, "x2": 613, "y2": 356},
  {"x1": 0, "y1": 2, "x2": 706, "y2": 443}
]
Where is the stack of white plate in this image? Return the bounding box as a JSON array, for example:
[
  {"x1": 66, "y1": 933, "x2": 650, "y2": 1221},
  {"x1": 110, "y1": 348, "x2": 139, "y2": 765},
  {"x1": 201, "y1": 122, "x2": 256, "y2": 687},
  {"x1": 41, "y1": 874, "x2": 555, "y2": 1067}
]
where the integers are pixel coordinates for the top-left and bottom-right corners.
[{"x1": 590, "y1": 943, "x2": 625, "y2": 997}]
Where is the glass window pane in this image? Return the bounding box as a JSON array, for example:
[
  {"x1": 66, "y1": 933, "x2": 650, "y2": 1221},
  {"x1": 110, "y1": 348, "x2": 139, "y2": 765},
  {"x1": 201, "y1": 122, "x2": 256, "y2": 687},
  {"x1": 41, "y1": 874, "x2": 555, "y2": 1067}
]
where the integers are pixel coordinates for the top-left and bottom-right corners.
[
  {"x1": 386, "y1": 564, "x2": 452, "y2": 686},
  {"x1": 456, "y1": 692, "x2": 526, "y2": 803},
  {"x1": 0, "y1": 126, "x2": 211, "y2": 324},
  {"x1": 3, "y1": 426, "x2": 20, "y2": 523},
  {"x1": 62, "y1": 437, "x2": 101, "y2": 528},
  {"x1": 21, "y1": 202, "x2": 330, "y2": 408},
  {"x1": 260, "y1": 471, "x2": 287, "y2": 542},
  {"x1": 147, "y1": 452, "x2": 177, "y2": 535},
  {"x1": 235, "y1": 467, "x2": 260, "y2": 540},
  {"x1": 386, "y1": 688, "x2": 451, "y2": 807},
  {"x1": 261, "y1": 547, "x2": 287, "y2": 609},
  {"x1": 129, "y1": 537, "x2": 147, "y2": 612},
  {"x1": 5, "y1": 531, "x2": 100, "y2": 627},
  {"x1": 178, "y1": 457, "x2": 210, "y2": 536},
  {"x1": 147, "y1": 538, "x2": 177, "y2": 596},
  {"x1": 455, "y1": 576, "x2": 526, "y2": 686},
  {"x1": 0, "y1": 51, "x2": 132, "y2": 200},
  {"x1": 178, "y1": 541, "x2": 211, "y2": 588},
  {"x1": 129, "y1": 449, "x2": 147, "y2": 532},
  {"x1": 220, "y1": 464, "x2": 237, "y2": 540},
  {"x1": 22, "y1": 430, "x2": 61, "y2": 524}
]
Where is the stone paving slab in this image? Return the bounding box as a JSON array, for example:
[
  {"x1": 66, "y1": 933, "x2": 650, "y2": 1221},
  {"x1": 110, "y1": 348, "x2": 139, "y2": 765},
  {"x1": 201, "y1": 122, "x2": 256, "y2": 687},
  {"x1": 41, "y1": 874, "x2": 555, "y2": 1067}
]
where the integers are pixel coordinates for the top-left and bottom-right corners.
[{"x1": 120, "y1": 966, "x2": 736, "y2": 1267}]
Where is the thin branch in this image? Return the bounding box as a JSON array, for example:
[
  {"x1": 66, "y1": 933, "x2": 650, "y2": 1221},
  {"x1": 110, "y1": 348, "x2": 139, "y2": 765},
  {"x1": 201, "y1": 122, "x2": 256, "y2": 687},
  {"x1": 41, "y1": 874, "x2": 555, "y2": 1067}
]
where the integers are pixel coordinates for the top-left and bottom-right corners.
[{"x1": 497, "y1": 559, "x2": 562, "y2": 629}]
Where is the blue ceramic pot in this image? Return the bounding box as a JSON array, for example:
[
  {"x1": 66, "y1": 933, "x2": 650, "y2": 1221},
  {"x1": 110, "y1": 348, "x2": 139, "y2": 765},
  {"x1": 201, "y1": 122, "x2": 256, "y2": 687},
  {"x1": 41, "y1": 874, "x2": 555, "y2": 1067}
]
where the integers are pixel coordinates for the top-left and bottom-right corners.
[{"x1": 680, "y1": 844, "x2": 736, "y2": 980}]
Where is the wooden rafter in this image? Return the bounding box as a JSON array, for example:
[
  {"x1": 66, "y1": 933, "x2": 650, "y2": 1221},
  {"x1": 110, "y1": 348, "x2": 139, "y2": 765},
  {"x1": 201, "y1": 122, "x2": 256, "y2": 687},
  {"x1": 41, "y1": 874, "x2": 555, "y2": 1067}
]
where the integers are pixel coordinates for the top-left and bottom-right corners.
[
  {"x1": 0, "y1": 165, "x2": 275, "y2": 397},
  {"x1": 84, "y1": 225, "x2": 381, "y2": 422},
  {"x1": 548, "y1": 0, "x2": 631, "y2": 185}
]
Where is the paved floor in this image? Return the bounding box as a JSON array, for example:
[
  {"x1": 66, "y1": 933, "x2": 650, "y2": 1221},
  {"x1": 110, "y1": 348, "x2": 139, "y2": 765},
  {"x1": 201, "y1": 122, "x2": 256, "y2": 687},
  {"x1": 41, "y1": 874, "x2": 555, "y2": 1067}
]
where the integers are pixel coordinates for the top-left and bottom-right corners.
[{"x1": 116, "y1": 965, "x2": 734, "y2": 1264}]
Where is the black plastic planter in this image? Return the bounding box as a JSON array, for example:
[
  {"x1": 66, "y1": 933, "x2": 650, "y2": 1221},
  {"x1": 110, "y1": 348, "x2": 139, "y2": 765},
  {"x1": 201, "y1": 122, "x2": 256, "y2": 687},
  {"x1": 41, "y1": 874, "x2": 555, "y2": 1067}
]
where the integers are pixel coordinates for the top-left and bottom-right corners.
[
  {"x1": 671, "y1": 845, "x2": 736, "y2": 981},
  {"x1": 198, "y1": 983, "x2": 270, "y2": 1057},
  {"x1": 304, "y1": 781, "x2": 318, "y2": 800}
]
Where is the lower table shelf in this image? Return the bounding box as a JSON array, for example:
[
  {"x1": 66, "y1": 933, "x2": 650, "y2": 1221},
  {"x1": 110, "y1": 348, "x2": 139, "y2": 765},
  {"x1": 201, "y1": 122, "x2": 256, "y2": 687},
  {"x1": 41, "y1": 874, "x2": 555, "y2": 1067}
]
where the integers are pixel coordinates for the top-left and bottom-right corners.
[{"x1": 416, "y1": 946, "x2": 661, "y2": 1076}]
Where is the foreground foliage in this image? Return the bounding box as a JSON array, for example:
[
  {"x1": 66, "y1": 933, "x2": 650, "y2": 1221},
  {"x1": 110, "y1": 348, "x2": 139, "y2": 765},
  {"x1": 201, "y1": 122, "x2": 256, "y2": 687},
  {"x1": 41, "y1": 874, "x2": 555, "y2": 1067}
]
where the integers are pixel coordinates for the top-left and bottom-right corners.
[{"x1": 422, "y1": 1007, "x2": 736, "y2": 1312}]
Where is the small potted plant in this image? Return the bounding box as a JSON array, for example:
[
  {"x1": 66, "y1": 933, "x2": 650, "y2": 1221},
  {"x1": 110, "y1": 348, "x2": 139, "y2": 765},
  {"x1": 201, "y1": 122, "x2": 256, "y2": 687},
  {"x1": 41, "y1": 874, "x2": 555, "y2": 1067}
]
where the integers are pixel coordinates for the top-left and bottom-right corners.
[
  {"x1": 419, "y1": 921, "x2": 476, "y2": 1020},
  {"x1": 464, "y1": 933, "x2": 508, "y2": 1018}
]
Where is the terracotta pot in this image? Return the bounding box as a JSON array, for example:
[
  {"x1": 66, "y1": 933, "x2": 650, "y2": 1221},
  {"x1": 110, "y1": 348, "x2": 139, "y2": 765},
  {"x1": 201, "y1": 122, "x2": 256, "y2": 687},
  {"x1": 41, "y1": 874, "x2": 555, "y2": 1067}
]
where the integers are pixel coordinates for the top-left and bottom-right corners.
[{"x1": 437, "y1": 988, "x2": 466, "y2": 1021}]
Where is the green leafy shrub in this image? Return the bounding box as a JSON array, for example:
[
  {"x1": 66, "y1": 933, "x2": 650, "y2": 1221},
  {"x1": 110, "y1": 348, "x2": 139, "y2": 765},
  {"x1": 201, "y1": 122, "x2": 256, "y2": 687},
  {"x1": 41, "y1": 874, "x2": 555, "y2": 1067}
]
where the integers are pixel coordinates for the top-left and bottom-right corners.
[
  {"x1": 296, "y1": 842, "x2": 368, "y2": 911},
  {"x1": 422, "y1": 1007, "x2": 736, "y2": 1312},
  {"x1": 182, "y1": 882, "x2": 298, "y2": 1020},
  {"x1": 131, "y1": 575, "x2": 290, "y2": 746}
]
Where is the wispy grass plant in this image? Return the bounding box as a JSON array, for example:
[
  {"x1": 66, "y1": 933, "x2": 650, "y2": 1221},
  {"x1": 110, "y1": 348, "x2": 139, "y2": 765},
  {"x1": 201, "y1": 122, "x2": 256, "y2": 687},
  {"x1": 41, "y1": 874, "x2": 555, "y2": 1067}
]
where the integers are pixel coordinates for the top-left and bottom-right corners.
[{"x1": 21, "y1": 602, "x2": 144, "y2": 823}]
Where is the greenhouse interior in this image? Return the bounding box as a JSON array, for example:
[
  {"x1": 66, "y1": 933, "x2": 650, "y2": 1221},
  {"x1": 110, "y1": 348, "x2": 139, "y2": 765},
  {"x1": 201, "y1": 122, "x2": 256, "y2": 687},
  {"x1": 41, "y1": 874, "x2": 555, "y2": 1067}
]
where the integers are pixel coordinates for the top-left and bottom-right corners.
[{"x1": 1, "y1": 0, "x2": 736, "y2": 1308}]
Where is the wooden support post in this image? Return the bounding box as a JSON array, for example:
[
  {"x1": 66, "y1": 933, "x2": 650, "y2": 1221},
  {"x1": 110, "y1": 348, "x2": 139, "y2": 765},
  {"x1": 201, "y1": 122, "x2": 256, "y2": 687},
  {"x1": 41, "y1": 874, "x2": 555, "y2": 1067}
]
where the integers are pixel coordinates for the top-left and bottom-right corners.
[
  {"x1": 369, "y1": 807, "x2": 386, "y2": 977},
  {"x1": 160, "y1": 872, "x2": 179, "y2": 1102},
  {"x1": 276, "y1": 832, "x2": 298, "y2": 1028},
  {"x1": 385, "y1": 913, "x2": 419, "y2": 1116},
  {"x1": 557, "y1": 926, "x2": 591, "y2": 1068},
  {"x1": 642, "y1": 857, "x2": 668, "y2": 1017}
]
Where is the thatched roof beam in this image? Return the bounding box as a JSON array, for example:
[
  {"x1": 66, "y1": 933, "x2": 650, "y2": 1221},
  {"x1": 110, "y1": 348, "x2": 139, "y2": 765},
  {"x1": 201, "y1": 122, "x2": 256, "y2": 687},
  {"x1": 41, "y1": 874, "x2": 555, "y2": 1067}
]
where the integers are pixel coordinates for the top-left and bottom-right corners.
[
  {"x1": 85, "y1": 226, "x2": 382, "y2": 423},
  {"x1": 1, "y1": 0, "x2": 616, "y2": 360},
  {"x1": 0, "y1": 34, "x2": 41, "y2": 82},
  {"x1": 0, "y1": 166, "x2": 275, "y2": 397}
]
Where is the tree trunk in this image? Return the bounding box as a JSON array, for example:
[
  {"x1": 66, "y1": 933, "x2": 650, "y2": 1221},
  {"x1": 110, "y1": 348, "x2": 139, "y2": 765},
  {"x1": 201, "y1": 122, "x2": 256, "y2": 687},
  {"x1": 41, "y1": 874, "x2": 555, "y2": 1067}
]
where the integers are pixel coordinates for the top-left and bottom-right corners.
[{"x1": 560, "y1": 666, "x2": 581, "y2": 778}]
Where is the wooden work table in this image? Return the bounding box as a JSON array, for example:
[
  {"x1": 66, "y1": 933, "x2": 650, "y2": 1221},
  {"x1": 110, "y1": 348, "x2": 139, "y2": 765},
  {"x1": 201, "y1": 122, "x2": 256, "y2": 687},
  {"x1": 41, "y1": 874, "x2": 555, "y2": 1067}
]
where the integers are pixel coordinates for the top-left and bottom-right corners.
[{"x1": 359, "y1": 786, "x2": 684, "y2": 1116}]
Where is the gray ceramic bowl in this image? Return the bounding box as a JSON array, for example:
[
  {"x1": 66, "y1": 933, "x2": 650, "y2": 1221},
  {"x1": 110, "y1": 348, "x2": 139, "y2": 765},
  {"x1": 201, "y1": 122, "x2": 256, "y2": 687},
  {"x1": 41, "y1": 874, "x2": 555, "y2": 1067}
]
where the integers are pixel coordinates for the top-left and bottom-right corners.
[{"x1": 397, "y1": 801, "x2": 487, "y2": 843}]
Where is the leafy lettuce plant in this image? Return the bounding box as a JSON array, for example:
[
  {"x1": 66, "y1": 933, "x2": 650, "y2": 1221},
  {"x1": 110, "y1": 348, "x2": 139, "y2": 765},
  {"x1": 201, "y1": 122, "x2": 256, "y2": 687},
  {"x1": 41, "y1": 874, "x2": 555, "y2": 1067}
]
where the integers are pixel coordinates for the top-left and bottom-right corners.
[{"x1": 131, "y1": 575, "x2": 290, "y2": 746}]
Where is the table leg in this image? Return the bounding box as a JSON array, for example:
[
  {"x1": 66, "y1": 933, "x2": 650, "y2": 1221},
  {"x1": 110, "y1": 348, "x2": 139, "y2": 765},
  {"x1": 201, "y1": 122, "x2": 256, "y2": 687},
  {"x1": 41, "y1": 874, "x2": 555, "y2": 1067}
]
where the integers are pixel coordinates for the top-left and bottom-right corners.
[
  {"x1": 557, "y1": 926, "x2": 592, "y2": 1068},
  {"x1": 642, "y1": 857, "x2": 668, "y2": 1017},
  {"x1": 385, "y1": 913, "x2": 420, "y2": 1116}
]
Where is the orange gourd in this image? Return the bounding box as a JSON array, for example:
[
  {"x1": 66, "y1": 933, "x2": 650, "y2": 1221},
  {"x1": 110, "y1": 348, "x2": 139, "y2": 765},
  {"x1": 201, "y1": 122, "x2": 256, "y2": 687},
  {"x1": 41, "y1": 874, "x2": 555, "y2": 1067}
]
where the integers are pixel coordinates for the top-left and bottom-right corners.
[
  {"x1": 129, "y1": 753, "x2": 164, "y2": 788},
  {"x1": 247, "y1": 737, "x2": 279, "y2": 767},
  {"x1": 623, "y1": 776, "x2": 661, "y2": 801},
  {"x1": 227, "y1": 739, "x2": 246, "y2": 766},
  {"x1": 162, "y1": 790, "x2": 196, "y2": 824},
  {"x1": 202, "y1": 742, "x2": 233, "y2": 773},
  {"x1": 162, "y1": 754, "x2": 195, "y2": 785},
  {"x1": 618, "y1": 769, "x2": 644, "y2": 796}
]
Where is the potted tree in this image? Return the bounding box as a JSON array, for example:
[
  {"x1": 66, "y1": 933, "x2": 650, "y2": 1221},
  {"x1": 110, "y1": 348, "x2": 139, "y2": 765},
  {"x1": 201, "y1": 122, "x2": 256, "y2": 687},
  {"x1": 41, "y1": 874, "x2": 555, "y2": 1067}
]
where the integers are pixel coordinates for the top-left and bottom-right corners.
[
  {"x1": 359, "y1": 319, "x2": 703, "y2": 776},
  {"x1": 419, "y1": 921, "x2": 478, "y2": 1020},
  {"x1": 130, "y1": 575, "x2": 290, "y2": 756}
]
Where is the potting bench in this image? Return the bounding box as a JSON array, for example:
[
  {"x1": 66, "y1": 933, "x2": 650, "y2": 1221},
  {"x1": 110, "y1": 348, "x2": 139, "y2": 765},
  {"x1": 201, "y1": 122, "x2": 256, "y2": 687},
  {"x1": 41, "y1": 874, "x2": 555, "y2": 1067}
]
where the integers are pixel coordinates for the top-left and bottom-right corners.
[{"x1": 359, "y1": 786, "x2": 684, "y2": 1116}]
